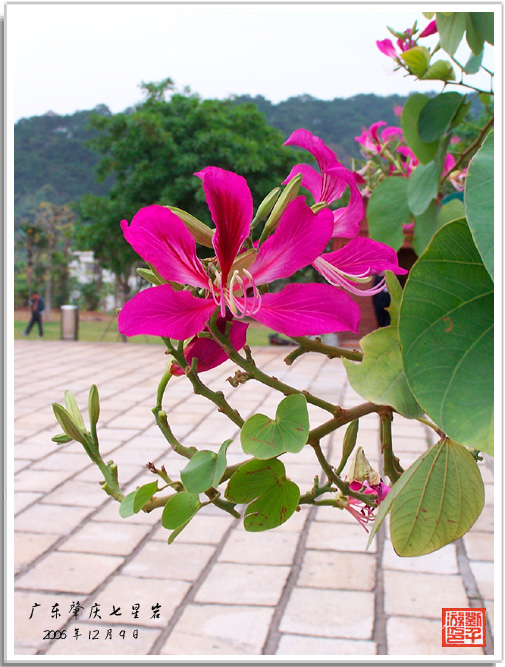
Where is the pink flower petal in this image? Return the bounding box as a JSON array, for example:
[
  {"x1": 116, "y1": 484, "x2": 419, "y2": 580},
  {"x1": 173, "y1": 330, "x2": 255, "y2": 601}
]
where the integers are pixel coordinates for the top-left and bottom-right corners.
[
  {"x1": 171, "y1": 319, "x2": 248, "y2": 375},
  {"x1": 250, "y1": 197, "x2": 333, "y2": 284},
  {"x1": 118, "y1": 285, "x2": 216, "y2": 340},
  {"x1": 195, "y1": 167, "x2": 253, "y2": 283},
  {"x1": 249, "y1": 283, "x2": 360, "y2": 337},
  {"x1": 120, "y1": 205, "x2": 209, "y2": 289},
  {"x1": 443, "y1": 153, "x2": 456, "y2": 176},
  {"x1": 377, "y1": 39, "x2": 398, "y2": 58},
  {"x1": 381, "y1": 126, "x2": 403, "y2": 142},
  {"x1": 283, "y1": 164, "x2": 324, "y2": 202},
  {"x1": 284, "y1": 128, "x2": 341, "y2": 173},
  {"x1": 419, "y1": 20, "x2": 437, "y2": 37},
  {"x1": 320, "y1": 237, "x2": 408, "y2": 277},
  {"x1": 369, "y1": 121, "x2": 388, "y2": 144},
  {"x1": 325, "y1": 168, "x2": 365, "y2": 238}
]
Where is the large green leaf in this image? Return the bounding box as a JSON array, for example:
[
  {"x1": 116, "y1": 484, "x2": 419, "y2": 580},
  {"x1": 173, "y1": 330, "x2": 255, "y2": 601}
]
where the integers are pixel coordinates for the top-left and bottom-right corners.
[
  {"x1": 401, "y1": 94, "x2": 439, "y2": 164},
  {"x1": 437, "y1": 199, "x2": 466, "y2": 227},
  {"x1": 343, "y1": 274, "x2": 424, "y2": 421},
  {"x1": 465, "y1": 13, "x2": 484, "y2": 54},
  {"x1": 181, "y1": 450, "x2": 219, "y2": 493},
  {"x1": 399, "y1": 220, "x2": 494, "y2": 454},
  {"x1": 161, "y1": 491, "x2": 201, "y2": 529},
  {"x1": 240, "y1": 394, "x2": 309, "y2": 460},
  {"x1": 407, "y1": 161, "x2": 441, "y2": 216},
  {"x1": 470, "y1": 12, "x2": 494, "y2": 45},
  {"x1": 389, "y1": 439, "x2": 485, "y2": 556},
  {"x1": 133, "y1": 481, "x2": 159, "y2": 514},
  {"x1": 463, "y1": 50, "x2": 484, "y2": 75},
  {"x1": 465, "y1": 130, "x2": 494, "y2": 280},
  {"x1": 418, "y1": 93, "x2": 463, "y2": 143},
  {"x1": 421, "y1": 60, "x2": 456, "y2": 82},
  {"x1": 367, "y1": 178, "x2": 410, "y2": 250},
  {"x1": 412, "y1": 200, "x2": 442, "y2": 256},
  {"x1": 225, "y1": 458, "x2": 300, "y2": 532},
  {"x1": 436, "y1": 12, "x2": 466, "y2": 56},
  {"x1": 401, "y1": 47, "x2": 430, "y2": 77}
]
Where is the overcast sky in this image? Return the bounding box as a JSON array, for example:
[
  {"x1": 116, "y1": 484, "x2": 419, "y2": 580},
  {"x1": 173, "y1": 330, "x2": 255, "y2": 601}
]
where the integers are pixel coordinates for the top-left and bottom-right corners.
[{"x1": 7, "y1": 3, "x2": 495, "y2": 122}]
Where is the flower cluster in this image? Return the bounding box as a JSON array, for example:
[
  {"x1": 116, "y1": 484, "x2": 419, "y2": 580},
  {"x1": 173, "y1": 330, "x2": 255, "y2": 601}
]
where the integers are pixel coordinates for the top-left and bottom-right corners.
[{"x1": 118, "y1": 129, "x2": 406, "y2": 372}]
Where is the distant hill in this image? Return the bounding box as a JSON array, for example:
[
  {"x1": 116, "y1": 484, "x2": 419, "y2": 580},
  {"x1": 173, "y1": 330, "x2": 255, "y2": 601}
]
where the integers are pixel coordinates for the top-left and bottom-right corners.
[{"x1": 14, "y1": 92, "x2": 428, "y2": 221}]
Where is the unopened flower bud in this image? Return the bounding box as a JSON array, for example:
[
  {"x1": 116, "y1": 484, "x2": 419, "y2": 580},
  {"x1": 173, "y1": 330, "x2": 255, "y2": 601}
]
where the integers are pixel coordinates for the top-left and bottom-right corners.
[
  {"x1": 88, "y1": 384, "x2": 100, "y2": 430},
  {"x1": 336, "y1": 420, "x2": 359, "y2": 474},
  {"x1": 347, "y1": 446, "x2": 381, "y2": 486},
  {"x1": 251, "y1": 187, "x2": 281, "y2": 229},
  {"x1": 262, "y1": 173, "x2": 303, "y2": 238},
  {"x1": 64, "y1": 390, "x2": 85, "y2": 430},
  {"x1": 52, "y1": 403, "x2": 87, "y2": 444}
]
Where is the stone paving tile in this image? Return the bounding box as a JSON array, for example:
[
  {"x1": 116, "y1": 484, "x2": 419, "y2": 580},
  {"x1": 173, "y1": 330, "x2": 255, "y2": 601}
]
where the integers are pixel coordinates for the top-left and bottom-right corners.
[
  {"x1": 382, "y1": 539, "x2": 459, "y2": 574},
  {"x1": 162, "y1": 603, "x2": 274, "y2": 655},
  {"x1": 298, "y1": 550, "x2": 376, "y2": 591},
  {"x1": 151, "y1": 514, "x2": 233, "y2": 545},
  {"x1": 386, "y1": 617, "x2": 485, "y2": 655},
  {"x1": 280, "y1": 588, "x2": 374, "y2": 639},
  {"x1": 40, "y1": 481, "x2": 107, "y2": 508},
  {"x1": 306, "y1": 519, "x2": 377, "y2": 553},
  {"x1": 472, "y1": 504, "x2": 494, "y2": 533},
  {"x1": 14, "y1": 532, "x2": 60, "y2": 574},
  {"x1": 384, "y1": 571, "x2": 469, "y2": 619},
  {"x1": 276, "y1": 634, "x2": 377, "y2": 655},
  {"x1": 78, "y1": 575, "x2": 190, "y2": 628},
  {"x1": 58, "y1": 521, "x2": 152, "y2": 556},
  {"x1": 15, "y1": 442, "x2": 58, "y2": 461},
  {"x1": 14, "y1": 468, "x2": 74, "y2": 493},
  {"x1": 218, "y1": 530, "x2": 299, "y2": 565},
  {"x1": 16, "y1": 552, "x2": 124, "y2": 594},
  {"x1": 195, "y1": 563, "x2": 291, "y2": 606},
  {"x1": 14, "y1": 591, "x2": 76, "y2": 654},
  {"x1": 15, "y1": 504, "x2": 95, "y2": 536},
  {"x1": 469, "y1": 561, "x2": 494, "y2": 600},
  {"x1": 31, "y1": 451, "x2": 92, "y2": 472},
  {"x1": 93, "y1": 499, "x2": 160, "y2": 526},
  {"x1": 43, "y1": 622, "x2": 161, "y2": 655},
  {"x1": 463, "y1": 531, "x2": 494, "y2": 561},
  {"x1": 14, "y1": 492, "x2": 44, "y2": 515},
  {"x1": 121, "y1": 541, "x2": 215, "y2": 582}
]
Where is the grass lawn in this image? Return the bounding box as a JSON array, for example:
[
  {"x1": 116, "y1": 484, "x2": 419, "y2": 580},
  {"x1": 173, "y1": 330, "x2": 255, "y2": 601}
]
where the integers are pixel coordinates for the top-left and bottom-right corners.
[{"x1": 14, "y1": 314, "x2": 280, "y2": 346}]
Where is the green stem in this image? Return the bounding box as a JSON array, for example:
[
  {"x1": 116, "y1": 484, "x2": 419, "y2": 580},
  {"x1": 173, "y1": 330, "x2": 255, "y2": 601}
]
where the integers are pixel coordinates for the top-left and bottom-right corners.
[
  {"x1": 287, "y1": 336, "x2": 363, "y2": 363},
  {"x1": 416, "y1": 415, "x2": 445, "y2": 437},
  {"x1": 153, "y1": 408, "x2": 197, "y2": 460},
  {"x1": 441, "y1": 114, "x2": 494, "y2": 184},
  {"x1": 208, "y1": 321, "x2": 339, "y2": 415},
  {"x1": 308, "y1": 402, "x2": 379, "y2": 443}
]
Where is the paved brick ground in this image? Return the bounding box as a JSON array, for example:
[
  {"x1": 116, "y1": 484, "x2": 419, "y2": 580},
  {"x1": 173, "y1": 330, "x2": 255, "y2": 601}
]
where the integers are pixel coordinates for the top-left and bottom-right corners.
[{"x1": 12, "y1": 340, "x2": 495, "y2": 657}]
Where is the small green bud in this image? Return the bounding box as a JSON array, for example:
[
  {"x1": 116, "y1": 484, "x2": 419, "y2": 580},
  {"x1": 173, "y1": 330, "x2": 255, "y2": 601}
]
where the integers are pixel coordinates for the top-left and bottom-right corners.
[
  {"x1": 262, "y1": 174, "x2": 303, "y2": 238},
  {"x1": 64, "y1": 391, "x2": 85, "y2": 430},
  {"x1": 52, "y1": 403, "x2": 87, "y2": 444},
  {"x1": 137, "y1": 267, "x2": 164, "y2": 285},
  {"x1": 251, "y1": 187, "x2": 281, "y2": 229},
  {"x1": 51, "y1": 433, "x2": 73, "y2": 445},
  {"x1": 167, "y1": 206, "x2": 214, "y2": 248},
  {"x1": 342, "y1": 419, "x2": 359, "y2": 459},
  {"x1": 88, "y1": 384, "x2": 100, "y2": 430}
]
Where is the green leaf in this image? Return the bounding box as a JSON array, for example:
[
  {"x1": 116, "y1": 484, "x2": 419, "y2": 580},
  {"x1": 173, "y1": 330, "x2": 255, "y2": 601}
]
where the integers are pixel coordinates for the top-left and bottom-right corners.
[
  {"x1": 167, "y1": 518, "x2": 194, "y2": 545},
  {"x1": 181, "y1": 450, "x2": 219, "y2": 493},
  {"x1": 225, "y1": 458, "x2": 300, "y2": 532},
  {"x1": 466, "y1": 13, "x2": 485, "y2": 54},
  {"x1": 421, "y1": 60, "x2": 456, "y2": 82},
  {"x1": 463, "y1": 49, "x2": 484, "y2": 75},
  {"x1": 399, "y1": 220, "x2": 494, "y2": 454},
  {"x1": 407, "y1": 161, "x2": 441, "y2": 216},
  {"x1": 64, "y1": 391, "x2": 86, "y2": 430},
  {"x1": 423, "y1": 12, "x2": 434, "y2": 19},
  {"x1": 213, "y1": 439, "x2": 233, "y2": 488},
  {"x1": 400, "y1": 46, "x2": 430, "y2": 77},
  {"x1": 436, "y1": 12, "x2": 466, "y2": 55},
  {"x1": 367, "y1": 178, "x2": 410, "y2": 250},
  {"x1": 240, "y1": 394, "x2": 309, "y2": 460},
  {"x1": 479, "y1": 92, "x2": 492, "y2": 107},
  {"x1": 119, "y1": 491, "x2": 136, "y2": 518},
  {"x1": 469, "y1": 12, "x2": 494, "y2": 46},
  {"x1": 133, "y1": 480, "x2": 159, "y2": 514},
  {"x1": 401, "y1": 94, "x2": 439, "y2": 164},
  {"x1": 465, "y1": 130, "x2": 494, "y2": 280},
  {"x1": 343, "y1": 325, "x2": 424, "y2": 420},
  {"x1": 418, "y1": 93, "x2": 463, "y2": 143},
  {"x1": 389, "y1": 439, "x2": 485, "y2": 556},
  {"x1": 161, "y1": 491, "x2": 201, "y2": 529},
  {"x1": 438, "y1": 199, "x2": 466, "y2": 227},
  {"x1": 413, "y1": 200, "x2": 443, "y2": 256}
]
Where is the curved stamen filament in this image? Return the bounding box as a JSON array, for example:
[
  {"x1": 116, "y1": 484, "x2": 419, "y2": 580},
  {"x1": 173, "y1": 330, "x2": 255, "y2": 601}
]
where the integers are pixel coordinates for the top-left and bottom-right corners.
[
  {"x1": 209, "y1": 268, "x2": 262, "y2": 318},
  {"x1": 313, "y1": 257, "x2": 386, "y2": 297}
]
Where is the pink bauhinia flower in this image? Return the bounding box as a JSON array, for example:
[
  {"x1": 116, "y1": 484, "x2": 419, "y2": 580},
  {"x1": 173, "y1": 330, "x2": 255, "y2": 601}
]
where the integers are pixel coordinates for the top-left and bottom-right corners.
[
  {"x1": 282, "y1": 128, "x2": 365, "y2": 238},
  {"x1": 355, "y1": 122, "x2": 403, "y2": 156},
  {"x1": 419, "y1": 19, "x2": 437, "y2": 38},
  {"x1": 118, "y1": 166, "x2": 361, "y2": 341}
]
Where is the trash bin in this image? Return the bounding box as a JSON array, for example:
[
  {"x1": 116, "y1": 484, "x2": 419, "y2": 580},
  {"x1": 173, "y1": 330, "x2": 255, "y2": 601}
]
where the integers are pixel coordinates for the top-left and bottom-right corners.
[{"x1": 61, "y1": 305, "x2": 79, "y2": 341}]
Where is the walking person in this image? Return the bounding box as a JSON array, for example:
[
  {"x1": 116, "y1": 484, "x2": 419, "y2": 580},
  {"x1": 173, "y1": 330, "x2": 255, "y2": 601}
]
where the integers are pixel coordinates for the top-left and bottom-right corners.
[{"x1": 22, "y1": 291, "x2": 45, "y2": 338}]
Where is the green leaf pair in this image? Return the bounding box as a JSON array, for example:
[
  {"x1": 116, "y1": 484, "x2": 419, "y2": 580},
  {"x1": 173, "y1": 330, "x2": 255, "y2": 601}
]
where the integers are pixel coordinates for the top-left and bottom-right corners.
[{"x1": 180, "y1": 439, "x2": 232, "y2": 493}]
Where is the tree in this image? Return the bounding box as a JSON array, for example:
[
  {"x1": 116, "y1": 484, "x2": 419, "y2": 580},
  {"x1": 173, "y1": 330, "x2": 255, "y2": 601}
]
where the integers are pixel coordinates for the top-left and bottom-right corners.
[{"x1": 77, "y1": 80, "x2": 298, "y2": 303}]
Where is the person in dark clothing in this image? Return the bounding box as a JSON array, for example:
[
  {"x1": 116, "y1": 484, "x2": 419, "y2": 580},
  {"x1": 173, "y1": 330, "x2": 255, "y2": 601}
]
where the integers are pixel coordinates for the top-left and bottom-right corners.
[
  {"x1": 372, "y1": 273, "x2": 391, "y2": 328},
  {"x1": 23, "y1": 291, "x2": 45, "y2": 338}
]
